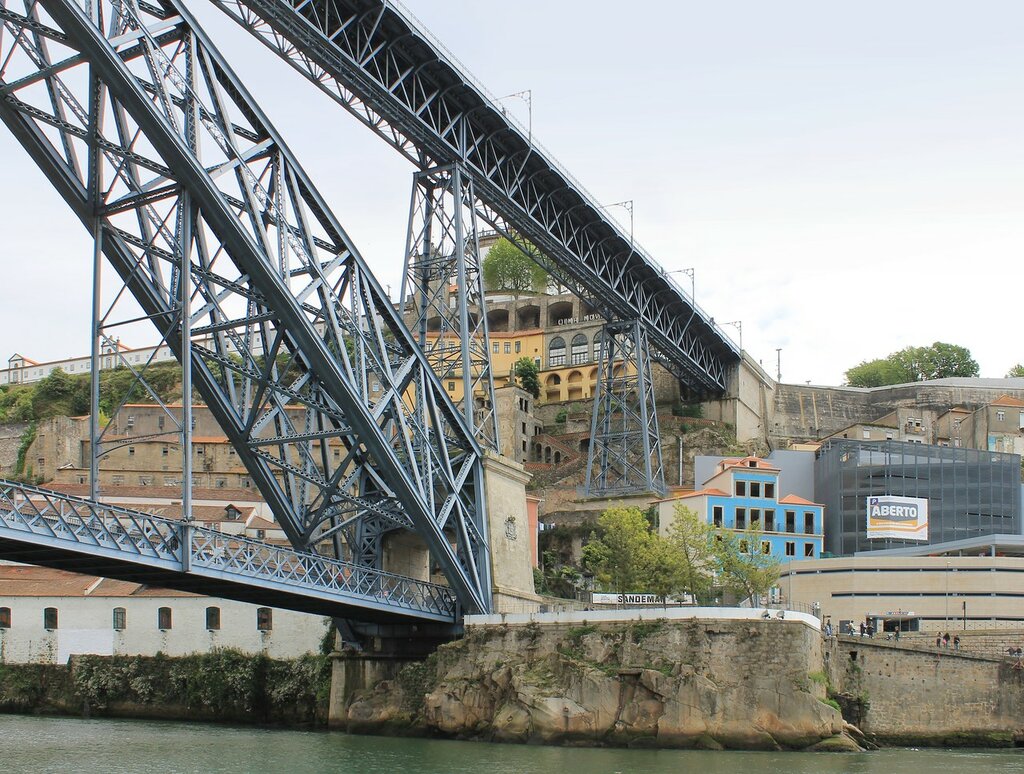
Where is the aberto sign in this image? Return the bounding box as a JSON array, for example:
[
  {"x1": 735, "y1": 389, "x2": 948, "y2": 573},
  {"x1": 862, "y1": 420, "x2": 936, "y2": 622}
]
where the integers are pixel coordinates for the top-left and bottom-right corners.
[{"x1": 866, "y1": 495, "x2": 929, "y2": 541}]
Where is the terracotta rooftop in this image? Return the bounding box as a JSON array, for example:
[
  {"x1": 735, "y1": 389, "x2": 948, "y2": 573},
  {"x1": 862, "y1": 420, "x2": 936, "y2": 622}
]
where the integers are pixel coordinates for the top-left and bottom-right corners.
[
  {"x1": 42, "y1": 482, "x2": 266, "y2": 504},
  {"x1": 778, "y1": 494, "x2": 820, "y2": 506},
  {"x1": 991, "y1": 395, "x2": 1024, "y2": 408},
  {"x1": 717, "y1": 456, "x2": 780, "y2": 473},
  {"x1": 0, "y1": 565, "x2": 197, "y2": 598}
]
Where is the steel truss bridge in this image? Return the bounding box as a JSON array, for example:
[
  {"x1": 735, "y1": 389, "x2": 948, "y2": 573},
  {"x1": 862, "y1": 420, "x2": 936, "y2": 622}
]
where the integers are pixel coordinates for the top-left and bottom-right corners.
[{"x1": 0, "y1": 0, "x2": 740, "y2": 628}]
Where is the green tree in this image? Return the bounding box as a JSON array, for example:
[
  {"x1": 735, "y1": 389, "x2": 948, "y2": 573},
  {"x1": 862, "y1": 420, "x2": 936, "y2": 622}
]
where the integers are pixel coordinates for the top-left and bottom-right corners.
[
  {"x1": 665, "y1": 504, "x2": 717, "y2": 603},
  {"x1": 645, "y1": 536, "x2": 688, "y2": 602},
  {"x1": 513, "y1": 356, "x2": 541, "y2": 398},
  {"x1": 845, "y1": 342, "x2": 978, "y2": 387},
  {"x1": 714, "y1": 521, "x2": 781, "y2": 606},
  {"x1": 482, "y1": 236, "x2": 547, "y2": 295},
  {"x1": 1006, "y1": 364, "x2": 1024, "y2": 378},
  {"x1": 582, "y1": 506, "x2": 654, "y2": 595},
  {"x1": 844, "y1": 358, "x2": 910, "y2": 388}
]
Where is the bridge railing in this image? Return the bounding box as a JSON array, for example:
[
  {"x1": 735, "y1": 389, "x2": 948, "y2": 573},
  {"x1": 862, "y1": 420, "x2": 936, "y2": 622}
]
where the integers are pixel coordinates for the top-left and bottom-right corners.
[
  {"x1": 188, "y1": 528, "x2": 457, "y2": 617},
  {"x1": 0, "y1": 481, "x2": 457, "y2": 619}
]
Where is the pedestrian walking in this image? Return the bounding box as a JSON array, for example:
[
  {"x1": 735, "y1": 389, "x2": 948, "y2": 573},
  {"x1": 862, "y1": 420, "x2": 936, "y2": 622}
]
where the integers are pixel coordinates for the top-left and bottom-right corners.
[
  {"x1": 953, "y1": 635, "x2": 960, "y2": 650},
  {"x1": 943, "y1": 632, "x2": 951, "y2": 648}
]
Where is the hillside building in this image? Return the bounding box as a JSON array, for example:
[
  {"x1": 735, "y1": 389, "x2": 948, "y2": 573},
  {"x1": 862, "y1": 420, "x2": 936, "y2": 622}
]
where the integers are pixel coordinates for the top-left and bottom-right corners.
[
  {"x1": 0, "y1": 565, "x2": 327, "y2": 664},
  {"x1": 656, "y1": 456, "x2": 824, "y2": 563}
]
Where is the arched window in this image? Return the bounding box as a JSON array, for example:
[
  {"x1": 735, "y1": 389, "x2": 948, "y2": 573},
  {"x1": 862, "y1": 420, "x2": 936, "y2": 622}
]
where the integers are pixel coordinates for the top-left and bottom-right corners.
[
  {"x1": 158, "y1": 607, "x2": 172, "y2": 630},
  {"x1": 112, "y1": 607, "x2": 126, "y2": 631},
  {"x1": 570, "y1": 334, "x2": 589, "y2": 365},
  {"x1": 257, "y1": 607, "x2": 273, "y2": 632},
  {"x1": 43, "y1": 607, "x2": 58, "y2": 630},
  {"x1": 593, "y1": 331, "x2": 606, "y2": 361},
  {"x1": 547, "y1": 337, "x2": 566, "y2": 367},
  {"x1": 206, "y1": 606, "x2": 221, "y2": 631},
  {"x1": 0, "y1": 607, "x2": 10, "y2": 628}
]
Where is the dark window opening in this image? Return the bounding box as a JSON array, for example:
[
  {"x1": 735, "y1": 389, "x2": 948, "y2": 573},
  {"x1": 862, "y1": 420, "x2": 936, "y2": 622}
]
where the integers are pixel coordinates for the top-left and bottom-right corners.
[
  {"x1": 112, "y1": 607, "x2": 126, "y2": 631},
  {"x1": 206, "y1": 606, "x2": 221, "y2": 631},
  {"x1": 257, "y1": 607, "x2": 273, "y2": 631},
  {"x1": 44, "y1": 607, "x2": 58, "y2": 630},
  {"x1": 158, "y1": 607, "x2": 172, "y2": 630}
]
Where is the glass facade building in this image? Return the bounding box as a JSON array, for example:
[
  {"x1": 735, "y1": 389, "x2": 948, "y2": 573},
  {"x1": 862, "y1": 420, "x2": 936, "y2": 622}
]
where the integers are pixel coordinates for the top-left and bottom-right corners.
[{"x1": 815, "y1": 439, "x2": 1021, "y2": 556}]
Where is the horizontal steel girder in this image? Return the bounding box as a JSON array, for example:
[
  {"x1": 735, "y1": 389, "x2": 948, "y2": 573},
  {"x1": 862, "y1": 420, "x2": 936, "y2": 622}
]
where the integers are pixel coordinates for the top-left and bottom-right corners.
[
  {"x1": 0, "y1": 0, "x2": 490, "y2": 614},
  {"x1": 0, "y1": 481, "x2": 458, "y2": 622},
  {"x1": 211, "y1": 0, "x2": 740, "y2": 394}
]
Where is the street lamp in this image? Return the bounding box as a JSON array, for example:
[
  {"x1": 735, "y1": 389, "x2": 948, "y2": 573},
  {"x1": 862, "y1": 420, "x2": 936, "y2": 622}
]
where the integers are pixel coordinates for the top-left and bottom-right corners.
[
  {"x1": 599, "y1": 200, "x2": 634, "y2": 249},
  {"x1": 666, "y1": 267, "x2": 695, "y2": 300},
  {"x1": 722, "y1": 320, "x2": 743, "y2": 351}
]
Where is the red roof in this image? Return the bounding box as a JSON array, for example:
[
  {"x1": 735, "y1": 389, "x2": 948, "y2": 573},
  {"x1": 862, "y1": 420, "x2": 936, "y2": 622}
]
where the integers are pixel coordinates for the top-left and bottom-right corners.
[{"x1": 778, "y1": 493, "x2": 820, "y2": 506}]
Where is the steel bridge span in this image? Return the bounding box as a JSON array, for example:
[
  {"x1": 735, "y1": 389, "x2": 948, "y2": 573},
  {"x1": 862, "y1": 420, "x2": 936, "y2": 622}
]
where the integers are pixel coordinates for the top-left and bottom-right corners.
[{"x1": 0, "y1": 0, "x2": 741, "y2": 627}]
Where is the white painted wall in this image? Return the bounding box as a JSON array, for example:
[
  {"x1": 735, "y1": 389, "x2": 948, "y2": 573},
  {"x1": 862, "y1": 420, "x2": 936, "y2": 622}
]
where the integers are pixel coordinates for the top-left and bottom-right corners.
[{"x1": 0, "y1": 595, "x2": 329, "y2": 663}]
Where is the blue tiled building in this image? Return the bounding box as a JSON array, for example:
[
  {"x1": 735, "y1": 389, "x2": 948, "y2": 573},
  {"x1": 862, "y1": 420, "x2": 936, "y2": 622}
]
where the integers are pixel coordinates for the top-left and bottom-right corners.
[{"x1": 657, "y1": 456, "x2": 825, "y2": 562}]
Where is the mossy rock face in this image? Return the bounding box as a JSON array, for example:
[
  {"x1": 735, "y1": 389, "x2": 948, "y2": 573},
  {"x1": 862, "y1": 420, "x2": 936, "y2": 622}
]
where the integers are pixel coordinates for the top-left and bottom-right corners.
[{"x1": 805, "y1": 733, "x2": 864, "y2": 752}]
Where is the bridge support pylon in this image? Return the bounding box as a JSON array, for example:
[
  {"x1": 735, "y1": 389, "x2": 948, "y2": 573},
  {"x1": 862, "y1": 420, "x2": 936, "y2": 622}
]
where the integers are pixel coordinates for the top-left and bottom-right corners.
[
  {"x1": 584, "y1": 320, "x2": 667, "y2": 497},
  {"x1": 401, "y1": 165, "x2": 499, "y2": 450}
]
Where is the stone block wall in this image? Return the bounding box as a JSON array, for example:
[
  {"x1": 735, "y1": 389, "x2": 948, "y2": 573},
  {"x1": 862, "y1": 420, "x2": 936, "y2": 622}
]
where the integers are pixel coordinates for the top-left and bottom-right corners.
[{"x1": 834, "y1": 637, "x2": 1024, "y2": 745}]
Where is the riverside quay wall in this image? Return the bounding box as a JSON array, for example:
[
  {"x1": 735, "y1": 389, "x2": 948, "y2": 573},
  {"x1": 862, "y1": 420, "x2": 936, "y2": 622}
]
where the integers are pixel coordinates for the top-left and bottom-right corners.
[
  {"x1": 333, "y1": 609, "x2": 855, "y2": 751},
  {"x1": 832, "y1": 636, "x2": 1024, "y2": 746}
]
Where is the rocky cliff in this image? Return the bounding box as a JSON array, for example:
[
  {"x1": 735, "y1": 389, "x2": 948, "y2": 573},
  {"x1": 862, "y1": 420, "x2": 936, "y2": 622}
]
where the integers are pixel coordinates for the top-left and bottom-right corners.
[{"x1": 341, "y1": 617, "x2": 857, "y2": 750}]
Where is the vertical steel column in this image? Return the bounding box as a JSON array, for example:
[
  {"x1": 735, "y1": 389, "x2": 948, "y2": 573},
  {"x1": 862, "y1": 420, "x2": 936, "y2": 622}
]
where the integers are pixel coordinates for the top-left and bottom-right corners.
[
  {"x1": 584, "y1": 320, "x2": 666, "y2": 496},
  {"x1": 400, "y1": 164, "x2": 499, "y2": 450}
]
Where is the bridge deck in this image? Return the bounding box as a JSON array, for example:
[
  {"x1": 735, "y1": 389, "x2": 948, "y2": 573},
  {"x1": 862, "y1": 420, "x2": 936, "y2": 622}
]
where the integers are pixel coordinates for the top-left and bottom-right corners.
[{"x1": 0, "y1": 482, "x2": 457, "y2": 626}]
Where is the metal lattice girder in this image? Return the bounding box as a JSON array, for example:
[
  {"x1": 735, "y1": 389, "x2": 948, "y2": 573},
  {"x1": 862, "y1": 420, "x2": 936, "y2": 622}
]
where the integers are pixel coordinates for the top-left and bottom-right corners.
[
  {"x1": 208, "y1": 0, "x2": 741, "y2": 396},
  {"x1": 0, "y1": 480, "x2": 457, "y2": 622},
  {"x1": 0, "y1": 0, "x2": 490, "y2": 614},
  {"x1": 584, "y1": 321, "x2": 666, "y2": 497},
  {"x1": 401, "y1": 164, "x2": 499, "y2": 450}
]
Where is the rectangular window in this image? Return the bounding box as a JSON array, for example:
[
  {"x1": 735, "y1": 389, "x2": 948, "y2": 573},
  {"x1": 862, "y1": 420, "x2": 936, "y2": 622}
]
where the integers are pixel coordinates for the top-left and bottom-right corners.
[
  {"x1": 158, "y1": 607, "x2": 172, "y2": 630},
  {"x1": 257, "y1": 607, "x2": 273, "y2": 632},
  {"x1": 750, "y1": 508, "x2": 761, "y2": 528},
  {"x1": 862, "y1": 430, "x2": 870, "y2": 439},
  {"x1": 785, "y1": 510, "x2": 796, "y2": 533},
  {"x1": 0, "y1": 607, "x2": 10, "y2": 628},
  {"x1": 804, "y1": 543, "x2": 815, "y2": 558},
  {"x1": 764, "y1": 482, "x2": 775, "y2": 499},
  {"x1": 447, "y1": 381, "x2": 455, "y2": 391},
  {"x1": 712, "y1": 506, "x2": 723, "y2": 527},
  {"x1": 804, "y1": 512, "x2": 815, "y2": 534},
  {"x1": 515, "y1": 341, "x2": 521, "y2": 353},
  {"x1": 44, "y1": 607, "x2": 58, "y2": 630},
  {"x1": 997, "y1": 410, "x2": 1006, "y2": 421},
  {"x1": 738, "y1": 539, "x2": 749, "y2": 554},
  {"x1": 734, "y1": 480, "x2": 746, "y2": 497},
  {"x1": 735, "y1": 507, "x2": 746, "y2": 530},
  {"x1": 763, "y1": 509, "x2": 775, "y2": 532},
  {"x1": 112, "y1": 608, "x2": 126, "y2": 631},
  {"x1": 750, "y1": 481, "x2": 761, "y2": 498},
  {"x1": 762, "y1": 541, "x2": 771, "y2": 555},
  {"x1": 162, "y1": 446, "x2": 169, "y2": 457},
  {"x1": 504, "y1": 342, "x2": 511, "y2": 354},
  {"x1": 128, "y1": 446, "x2": 135, "y2": 457},
  {"x1": 206, "y1": 606, "x2": 221, "y2": 631},
  {"x1": 492, "y1": 342, "x2": 499, "y2": 354},
  {"x1": 785, "y1": 541, "x2": 796, "y2": 557}
]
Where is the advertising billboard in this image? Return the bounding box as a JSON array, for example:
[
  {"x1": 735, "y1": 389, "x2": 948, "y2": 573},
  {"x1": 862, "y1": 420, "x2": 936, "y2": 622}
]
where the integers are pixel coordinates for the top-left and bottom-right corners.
[{"x1": 866, "y1": 495, "x2": 929, "y2": 541}]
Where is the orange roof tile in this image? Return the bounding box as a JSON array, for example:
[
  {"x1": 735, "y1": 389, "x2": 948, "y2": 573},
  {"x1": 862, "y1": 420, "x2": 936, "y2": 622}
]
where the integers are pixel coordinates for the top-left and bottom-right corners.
[
  {"x1": 991, "y1": 395, "x2": 1024, "y2": 408},
  {"x1": 778, "y1": 494, "x2": 821, "y2": 506}
]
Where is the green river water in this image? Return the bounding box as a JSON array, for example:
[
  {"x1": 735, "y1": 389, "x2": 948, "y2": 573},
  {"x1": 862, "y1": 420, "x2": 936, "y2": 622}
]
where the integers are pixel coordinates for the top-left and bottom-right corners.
[{"x1": 5, "y1": 714, "x2": 1024, "y2": 773}]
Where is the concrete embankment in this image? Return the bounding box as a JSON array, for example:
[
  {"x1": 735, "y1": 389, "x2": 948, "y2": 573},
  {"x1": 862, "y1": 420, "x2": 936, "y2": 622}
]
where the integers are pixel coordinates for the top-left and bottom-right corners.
[{"x1": 334, "y1": 609, "x2": 857, "y2": 751}]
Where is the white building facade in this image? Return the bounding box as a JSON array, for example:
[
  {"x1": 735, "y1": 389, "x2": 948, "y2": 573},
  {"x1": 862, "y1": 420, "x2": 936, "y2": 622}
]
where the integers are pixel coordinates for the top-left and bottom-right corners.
[{"x1": 0, "y1": 566, "x2": 329, "y2": 663}]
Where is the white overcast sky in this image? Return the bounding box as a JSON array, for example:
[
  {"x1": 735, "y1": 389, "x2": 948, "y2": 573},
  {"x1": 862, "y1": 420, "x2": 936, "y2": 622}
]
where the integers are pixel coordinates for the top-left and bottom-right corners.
[{"x1": 0, "y1": 1, "x2": 1021, "y2": 386}]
